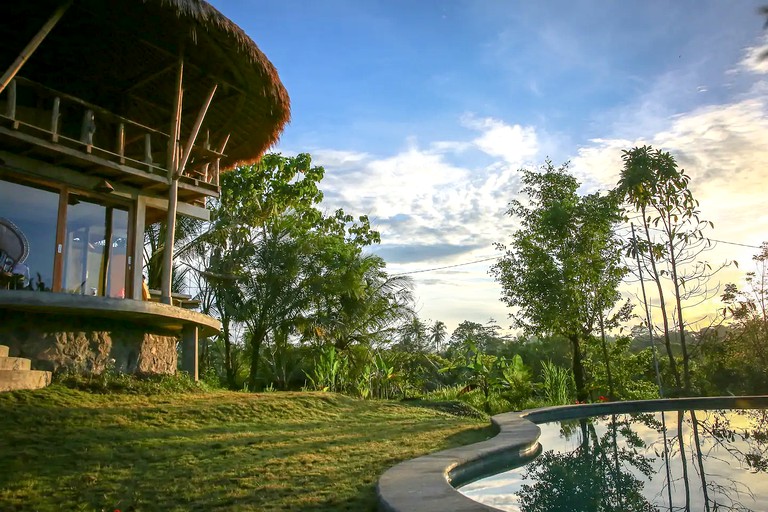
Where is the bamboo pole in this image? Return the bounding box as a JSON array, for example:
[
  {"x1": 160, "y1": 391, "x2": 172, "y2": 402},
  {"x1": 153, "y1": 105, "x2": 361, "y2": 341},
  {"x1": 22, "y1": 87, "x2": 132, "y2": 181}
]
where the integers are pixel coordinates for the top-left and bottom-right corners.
[
  {"x1": 203, "y1": 130, "x2": 210, "y2": 183},
  {"x1": 0, "y1": 1, "x2": 73, "y2": 95},
  {"x1": 214, "y1": 133, "x2": 230, "y2": 188},
  {"x1": 177, "y1": 83, "x2": 217, "y2": 178},
  {"x1": 160, "y1": 55, "x2": 184, "y2": 305}
]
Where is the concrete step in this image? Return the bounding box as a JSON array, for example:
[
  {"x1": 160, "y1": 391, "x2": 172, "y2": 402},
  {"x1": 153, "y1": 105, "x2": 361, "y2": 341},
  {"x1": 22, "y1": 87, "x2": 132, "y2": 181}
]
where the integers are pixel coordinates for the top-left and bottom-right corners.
[
  {"x1": 0, "y1": 370, "x2": 52, "y2": 392},
  {"x1": 0, "y1": 345, "x2": 8, "y2": 358},
  {"x1": 0, "y1": 357, "x2": 31, "y2": 371}
]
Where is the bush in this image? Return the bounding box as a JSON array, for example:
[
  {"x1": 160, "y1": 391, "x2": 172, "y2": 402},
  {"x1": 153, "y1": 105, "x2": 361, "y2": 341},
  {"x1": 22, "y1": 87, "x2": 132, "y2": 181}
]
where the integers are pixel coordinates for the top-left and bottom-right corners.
[{"x1": 54, "y1": 367, "x2": 209, "y2": 395}]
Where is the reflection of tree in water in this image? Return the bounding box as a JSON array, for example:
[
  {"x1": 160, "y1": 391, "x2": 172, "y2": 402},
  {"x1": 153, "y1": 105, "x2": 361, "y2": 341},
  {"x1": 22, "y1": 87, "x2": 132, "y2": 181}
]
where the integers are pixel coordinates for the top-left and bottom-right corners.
[
  {"x1": 686, "y1": 409, "x2": 768, "y2": 511},
  {"x1": 513, "y1": 410, "x2": 768, "y2": 512},
  {"x1": 642, "y1": 409, "x2": 768, "y2": 512},
  {"x1": 516, "y1": 416, "x2": 658, "y2": 512}
]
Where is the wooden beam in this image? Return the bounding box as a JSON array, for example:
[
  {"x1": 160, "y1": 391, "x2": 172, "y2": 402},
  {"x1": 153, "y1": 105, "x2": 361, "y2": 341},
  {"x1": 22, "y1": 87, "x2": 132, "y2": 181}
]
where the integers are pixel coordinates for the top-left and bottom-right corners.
[
  {"x1": 116, "y1": 123, "x2": 125, "y2": 163},
  {"x1": 0, "y1": 1, "x2": 73, "y2": 95},
  {"x1": 123, "y1": 61, "x2": 177, "y2": 94},
  {"x1": 160, "y1": 54, "x2": 184, "y2": 305},
  {"x1": 144, "y1": 133, "x2": 153, "y2": 169},
  {"x1": 214, "y1": 133, "x2": 230, "y2": 187},
  {"x1": 52, "y1": 186, "x2": 69, "y2": 292},
  {"x1": 0, "y1": 125, "x2": 168, "y2": 185},
  {"x1": 5, "y1": 80, "x2": 16, "y2": 119},
  {"x1": 177, "y1": 84, "x2": 217, "y2": 178},
  {"x1": 50, "y1": 97, "x2": 60, "y2": 142}
]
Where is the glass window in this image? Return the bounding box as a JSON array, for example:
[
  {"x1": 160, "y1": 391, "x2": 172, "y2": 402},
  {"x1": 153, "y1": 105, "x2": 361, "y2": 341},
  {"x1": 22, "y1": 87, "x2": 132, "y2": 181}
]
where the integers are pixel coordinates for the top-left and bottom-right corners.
[
  {"x1": 0, "y1": 178, "x2": 58, "y2": 291},
  {"x1": 63, "y1": 196, "x2": 129, "y2": 297}
]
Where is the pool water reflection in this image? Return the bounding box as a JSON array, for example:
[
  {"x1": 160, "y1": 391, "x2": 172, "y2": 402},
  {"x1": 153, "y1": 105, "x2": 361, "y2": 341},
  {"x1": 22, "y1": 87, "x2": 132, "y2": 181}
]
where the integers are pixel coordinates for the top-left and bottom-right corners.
[{"x1": 460, "y1": 409, "x2": 768, "y2": 512}]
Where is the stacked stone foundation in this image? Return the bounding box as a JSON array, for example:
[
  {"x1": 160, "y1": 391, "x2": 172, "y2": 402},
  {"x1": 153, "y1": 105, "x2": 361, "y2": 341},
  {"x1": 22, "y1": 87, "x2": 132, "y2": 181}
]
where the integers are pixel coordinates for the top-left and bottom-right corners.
[{"x1": 0, "y1": 310, "x2": 178, "y2": 376}]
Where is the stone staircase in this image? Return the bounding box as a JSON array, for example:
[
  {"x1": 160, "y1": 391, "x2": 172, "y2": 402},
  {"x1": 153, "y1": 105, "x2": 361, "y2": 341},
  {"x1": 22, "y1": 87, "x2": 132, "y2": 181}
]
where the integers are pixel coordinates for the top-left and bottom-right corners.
[{"x1": 0, "y1": 345, "x2": 51, "y2": 392}]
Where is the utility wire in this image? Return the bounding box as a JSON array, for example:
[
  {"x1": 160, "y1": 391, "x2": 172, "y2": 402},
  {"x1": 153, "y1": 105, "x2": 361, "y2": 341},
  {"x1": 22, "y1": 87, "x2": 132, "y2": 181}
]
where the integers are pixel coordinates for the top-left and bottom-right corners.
[
  {"x1": 391, "y1": 256, "x2": 499, "y2": 276},
  {"x1": 634, "y1": 225, "x2": 762, "y2": 249},
  {"x1": 391, "y1": 233, "x2": 762, "y2": 277}
]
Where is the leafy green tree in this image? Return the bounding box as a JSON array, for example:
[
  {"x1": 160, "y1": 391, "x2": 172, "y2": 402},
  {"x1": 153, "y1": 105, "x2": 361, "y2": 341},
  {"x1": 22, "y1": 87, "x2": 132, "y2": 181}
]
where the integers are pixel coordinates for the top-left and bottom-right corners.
[
  {"x1": 395, "y1": 317, "x2": 430, "y2": 353},
  {"x1": 307, "y1": 252, "x2": 414, "y2": 350},
  {"x1": 191, "y1": 153, "x2": 405, "y2": 390},
  {"x1": 491, "y1": 160, "x2": 626, "y2": 401},
  {"x1": 447, "y1": 320, "x2": 509, "y2": 356},
  {"x1": 699, "y1": 242, "x2": 768, "y2": 394},
  {"x1": 583, "y1": 336, "x2": 659, "y2": 401}
]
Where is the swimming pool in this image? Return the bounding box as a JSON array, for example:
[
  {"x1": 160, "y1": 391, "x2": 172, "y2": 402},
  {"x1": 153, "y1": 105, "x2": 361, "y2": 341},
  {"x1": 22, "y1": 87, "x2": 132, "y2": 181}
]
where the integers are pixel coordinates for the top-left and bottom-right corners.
[
  {"x1": 377, "y1": 397, "x2": 768, "y2": 512},
  {"x1": 460, "y1": 409, "x2": 768, "y2": 511}
]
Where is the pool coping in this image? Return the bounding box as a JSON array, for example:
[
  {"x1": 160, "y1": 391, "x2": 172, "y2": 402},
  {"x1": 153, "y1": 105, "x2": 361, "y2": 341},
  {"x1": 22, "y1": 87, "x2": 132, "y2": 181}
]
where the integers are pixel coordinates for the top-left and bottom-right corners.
[{"x1": 376, "y1": 395, "x2": 768, "y2": 512}]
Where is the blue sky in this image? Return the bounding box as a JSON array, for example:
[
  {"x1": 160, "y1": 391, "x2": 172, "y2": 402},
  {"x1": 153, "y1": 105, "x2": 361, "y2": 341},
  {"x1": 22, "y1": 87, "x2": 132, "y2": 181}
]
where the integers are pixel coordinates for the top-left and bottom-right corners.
[{"x1": 210, "y1": 0, "x2": 768, "y2": 334}]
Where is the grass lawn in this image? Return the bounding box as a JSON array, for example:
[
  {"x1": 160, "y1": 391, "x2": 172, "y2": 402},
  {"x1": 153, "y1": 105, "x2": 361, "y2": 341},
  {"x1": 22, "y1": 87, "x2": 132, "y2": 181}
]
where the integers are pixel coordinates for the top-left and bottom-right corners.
[{"x1": 0, "y1": 386, "x2": 492, "y2": 511}]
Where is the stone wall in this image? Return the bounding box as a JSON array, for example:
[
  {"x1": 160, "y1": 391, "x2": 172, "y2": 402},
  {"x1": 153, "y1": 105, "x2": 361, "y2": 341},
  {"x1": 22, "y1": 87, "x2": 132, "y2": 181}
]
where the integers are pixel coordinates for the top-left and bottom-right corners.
[{"x1": 0, "y1": 310, "x2": 178, "y2": 375}]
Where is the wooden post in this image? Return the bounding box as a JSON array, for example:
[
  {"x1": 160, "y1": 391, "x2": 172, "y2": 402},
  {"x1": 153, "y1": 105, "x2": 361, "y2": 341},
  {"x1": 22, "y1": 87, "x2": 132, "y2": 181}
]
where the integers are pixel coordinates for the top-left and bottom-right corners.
[
  {"x1": 160, "y1": 55, "x2": 184, "y2": 306},
  {"x1": 50, "y1": 97, "x2": 60, "y2": 142},
  {"x1": 0, "y1": 1, "x2": 72, "y2": 95},
  {"x1": 177, "y1": 83, "x2": 217, "y2": 178},
  {"x1": 80, "y1": 109, "x2": 95, "y2": 149},
  {"x1": 100, "y1": 207, "x2": 114, "y2": 296},
  {"x1": 182, "y1": 324, "x2": 199, "y2": 381},
  {"x1": 203, "y1": 130, "x2": 210, "y2": 183},
  {"x1": 5, "y1": 79, "x2": 16, "y2": 119},
  {"x1": 144, "y1": 133, "x2": 153, "y2": 169},
  {"x1": 130, "y1": 196, "x2": 147, "y2": 300},
  {"x1": 116, "y1": 123, "x2": 125, "y2": 164},
  {"x1": 214, "y1": 133, "x2": 230, "y2": 188}
]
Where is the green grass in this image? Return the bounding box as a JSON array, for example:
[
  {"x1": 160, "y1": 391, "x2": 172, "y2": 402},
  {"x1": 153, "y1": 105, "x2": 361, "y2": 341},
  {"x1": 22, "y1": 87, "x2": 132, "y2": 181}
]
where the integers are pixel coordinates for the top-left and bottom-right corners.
[{"x1": 0, "y1": 385, "x2": 491, "y2": 511}]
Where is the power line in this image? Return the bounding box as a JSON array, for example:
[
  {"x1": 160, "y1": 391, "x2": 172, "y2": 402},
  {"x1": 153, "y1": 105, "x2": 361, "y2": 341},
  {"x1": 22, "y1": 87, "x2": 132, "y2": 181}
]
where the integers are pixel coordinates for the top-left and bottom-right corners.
[
  {"x1": 390, "y1": 233, "x2": 762, "y2": 277},
  {"x1": 391, "y1": 256, "x2": 500, "y2": 276},
  {"x1": 632, "y1": 225, "x2": 762, "y2": 250}
]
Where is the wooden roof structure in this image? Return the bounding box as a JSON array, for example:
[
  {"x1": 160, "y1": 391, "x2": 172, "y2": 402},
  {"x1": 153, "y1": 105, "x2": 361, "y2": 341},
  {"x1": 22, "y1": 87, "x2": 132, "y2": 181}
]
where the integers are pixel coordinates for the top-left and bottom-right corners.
[{"x1": 2, "y1": 0, "x2": 290, "y2": 171}]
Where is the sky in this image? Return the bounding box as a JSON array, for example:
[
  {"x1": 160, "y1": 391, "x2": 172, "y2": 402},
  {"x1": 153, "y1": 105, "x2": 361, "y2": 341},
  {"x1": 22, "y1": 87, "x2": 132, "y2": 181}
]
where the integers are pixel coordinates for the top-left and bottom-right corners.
[{"x1": 210, "y1": 0, "x2": 768, "y2": 335}]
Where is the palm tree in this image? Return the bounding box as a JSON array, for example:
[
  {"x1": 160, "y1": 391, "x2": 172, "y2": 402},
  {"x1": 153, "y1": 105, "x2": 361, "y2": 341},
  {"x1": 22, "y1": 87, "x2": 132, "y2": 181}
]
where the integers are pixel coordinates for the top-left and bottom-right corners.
[{"x1": 429, "y1": 320, "x2": 447, "y2": 353}]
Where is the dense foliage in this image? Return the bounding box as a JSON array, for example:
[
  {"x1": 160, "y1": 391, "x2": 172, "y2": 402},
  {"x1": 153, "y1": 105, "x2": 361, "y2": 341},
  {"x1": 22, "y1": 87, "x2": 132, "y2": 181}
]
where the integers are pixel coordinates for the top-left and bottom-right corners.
[{"x1": 138, "y1": 148, "x2": 767, "y2": 414}]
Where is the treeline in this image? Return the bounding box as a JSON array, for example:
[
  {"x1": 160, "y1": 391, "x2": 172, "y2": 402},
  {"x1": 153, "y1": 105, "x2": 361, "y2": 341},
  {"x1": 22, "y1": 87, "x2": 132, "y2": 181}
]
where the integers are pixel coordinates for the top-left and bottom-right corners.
[{"x1": 144, "y1": 150, "x2": 767, "y2": 414}]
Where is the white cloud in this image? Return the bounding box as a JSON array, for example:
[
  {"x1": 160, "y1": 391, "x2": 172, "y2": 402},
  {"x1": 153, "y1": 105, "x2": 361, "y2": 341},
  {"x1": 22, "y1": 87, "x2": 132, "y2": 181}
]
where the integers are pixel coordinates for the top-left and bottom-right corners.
[
  {"x1": 462, "y1": 115, "x2": 539, "y2": 167},
  {"x1": 307, "y1": 73, "x2": 768, "y2": 334},
  {"x1": 739, "y1": 35, "x2": 768, "y2": 75},
  {"x1": 566, "y1": 94, "x2": 768, "y2": 326},
  {"x1": 311, "y1": 149, "x2": 369, "y2": 167}
]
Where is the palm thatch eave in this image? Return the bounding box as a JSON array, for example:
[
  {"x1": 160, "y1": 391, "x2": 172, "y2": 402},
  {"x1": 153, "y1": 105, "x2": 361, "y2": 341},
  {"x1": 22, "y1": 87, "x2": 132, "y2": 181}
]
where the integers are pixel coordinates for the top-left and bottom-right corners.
[{"x1": 2, "y1": 0, "x2": 290, "y2": 171}]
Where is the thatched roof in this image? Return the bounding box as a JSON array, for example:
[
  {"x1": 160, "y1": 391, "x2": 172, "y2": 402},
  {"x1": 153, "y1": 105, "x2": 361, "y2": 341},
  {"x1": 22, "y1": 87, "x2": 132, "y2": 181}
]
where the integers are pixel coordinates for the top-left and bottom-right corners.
[{"x1": 2, "y1": 0, "x2": 290, "y2": 170}]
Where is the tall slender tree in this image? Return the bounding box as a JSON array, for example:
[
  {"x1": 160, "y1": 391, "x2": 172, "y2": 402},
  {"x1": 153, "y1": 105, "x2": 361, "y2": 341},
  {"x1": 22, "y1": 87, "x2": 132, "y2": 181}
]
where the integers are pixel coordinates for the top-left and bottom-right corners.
[{"x1": 618, "y1": 145, "x2": 723, "y2": 394}]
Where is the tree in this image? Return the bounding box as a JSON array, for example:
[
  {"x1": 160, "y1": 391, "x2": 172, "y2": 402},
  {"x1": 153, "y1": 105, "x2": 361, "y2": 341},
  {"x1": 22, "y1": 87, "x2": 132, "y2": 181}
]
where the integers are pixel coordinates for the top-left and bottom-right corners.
[
  {"x1": 429, "y1": 320, "x2": 448, "y2": 353},
  {"x1": 700, "y1": 242, "x2": 768, "y2": 394},
  {"x1": 491, "y1": 160, "x2": 626, "y2": 401},
  {"x1": 305, "y1": 251, "x2": 414, "y2": 351},
  {"x1": 447, "y1": 320, "x2": 508, "y2": 355},
  {"x1": 395, "y1": 317, "x2": 429, "y2": 353},
  {"x1": 191, "y1": 153, "x2": 401, "y2": 390},
  {"x1": 618, "y1": 146, "x2": 728, "y2": 394}
]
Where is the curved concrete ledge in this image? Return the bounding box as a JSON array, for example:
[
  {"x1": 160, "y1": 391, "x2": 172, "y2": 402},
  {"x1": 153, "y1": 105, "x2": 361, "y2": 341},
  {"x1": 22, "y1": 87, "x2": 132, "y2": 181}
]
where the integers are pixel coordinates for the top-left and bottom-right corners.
[
  {"x1": 377, "y1": 395, "x2": 768, "y2": 512},
  {"x1": 0, "y1": 290, "x2": 220, "y2": 336}
]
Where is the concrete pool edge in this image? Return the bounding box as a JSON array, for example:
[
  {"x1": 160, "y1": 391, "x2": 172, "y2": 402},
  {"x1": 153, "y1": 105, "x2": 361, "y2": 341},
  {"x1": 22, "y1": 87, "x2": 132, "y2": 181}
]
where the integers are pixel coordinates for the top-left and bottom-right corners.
[{"x1": 376, "y1": 395, "x2": 768, "y2": 512}]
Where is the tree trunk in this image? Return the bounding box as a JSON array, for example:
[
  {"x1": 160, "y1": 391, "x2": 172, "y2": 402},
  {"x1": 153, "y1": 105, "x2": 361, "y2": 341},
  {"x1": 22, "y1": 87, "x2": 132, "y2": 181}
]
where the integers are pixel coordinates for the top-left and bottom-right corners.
[
  {"x1": 248, "y1": 326, "x2": 266, "y2": 391},
  {"x1": 667, "y1": 224, "x2": 691, "y2": 393},
  {"x1": 570, "y1": 334, "x2": 588, "y2": 401},
  {"x1": 599, "y1": 312, "x2": 615, "y2": 400},
  {"x1": 221, "y1": 315, "x2": 236, "y2": 389},
  {"x1": 642, "y1": 213, "x2": 682, "y2": 393}
]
